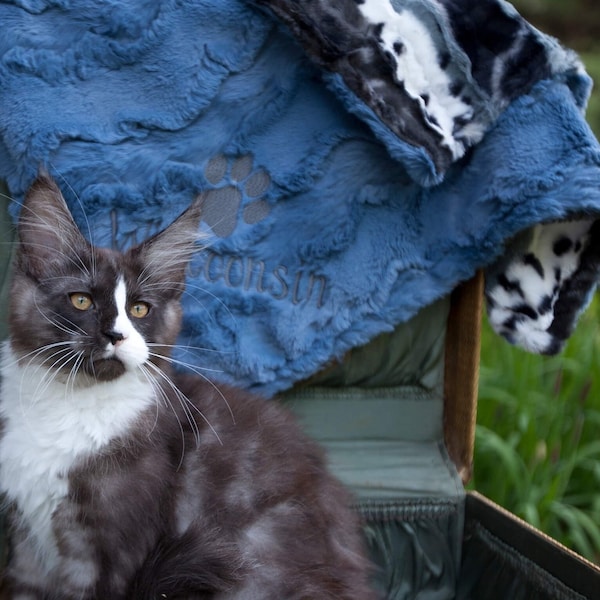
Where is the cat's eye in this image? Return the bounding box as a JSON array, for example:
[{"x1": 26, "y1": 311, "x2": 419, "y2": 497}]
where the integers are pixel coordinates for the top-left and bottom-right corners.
[
  {"x1": 130, "y1": 302, "x2": 150, "y2": 319},
  {"x1": 70, "y1": 293, "x2": 93, "y2": 311}
]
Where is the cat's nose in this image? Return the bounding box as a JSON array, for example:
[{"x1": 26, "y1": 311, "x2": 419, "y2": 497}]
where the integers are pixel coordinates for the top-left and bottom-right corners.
[{"x1": 104, "y1": 330, "x2": 125, "y2": 346}]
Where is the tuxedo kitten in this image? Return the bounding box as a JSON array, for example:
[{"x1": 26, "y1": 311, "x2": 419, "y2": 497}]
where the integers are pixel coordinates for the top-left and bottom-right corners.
[{"x1": 0, "y1": 174, "x2": 375, "y2": 599}]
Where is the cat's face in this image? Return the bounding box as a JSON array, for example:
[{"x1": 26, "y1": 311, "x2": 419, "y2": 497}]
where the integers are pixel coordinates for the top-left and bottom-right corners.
[{"x1": 9, "y1": 174, "x2": 203, "y2": 384}]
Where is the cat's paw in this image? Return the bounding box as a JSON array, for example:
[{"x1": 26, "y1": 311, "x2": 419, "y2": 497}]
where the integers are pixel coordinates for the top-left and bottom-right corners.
[{"x1": 200, "y1": 154, "x2": 271, "y2": 238}]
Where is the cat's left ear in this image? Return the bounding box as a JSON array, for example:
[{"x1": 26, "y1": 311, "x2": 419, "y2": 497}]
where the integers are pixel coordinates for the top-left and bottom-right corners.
[{"x1": 131, "y1": 196, "x2": 204, "y2": 292}]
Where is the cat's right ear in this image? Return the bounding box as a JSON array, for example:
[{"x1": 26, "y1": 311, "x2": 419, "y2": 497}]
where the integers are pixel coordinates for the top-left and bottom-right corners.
[
  {"x1": 17, "y1": 172, "x2": 89, "y2": 278},
  {"x1": 131, "y1": 196, "x2": 204, "y2": 293}
]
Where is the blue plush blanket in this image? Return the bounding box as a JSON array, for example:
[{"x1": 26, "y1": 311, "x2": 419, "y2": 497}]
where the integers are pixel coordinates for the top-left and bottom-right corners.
[{"x1": 2, "y1": 0, "x2": 600, "y2": 395}]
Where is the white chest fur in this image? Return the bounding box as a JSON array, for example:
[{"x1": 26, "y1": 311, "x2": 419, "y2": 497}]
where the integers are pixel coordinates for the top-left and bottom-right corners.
[{"x1": 0, "y1": 344, "x2": 154, "y2": 572}]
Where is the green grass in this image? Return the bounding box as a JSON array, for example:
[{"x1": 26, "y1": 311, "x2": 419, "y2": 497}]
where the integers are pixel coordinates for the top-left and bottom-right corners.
[{"x1": 472, "y1": 297, "x2": 600, "y2": 563}]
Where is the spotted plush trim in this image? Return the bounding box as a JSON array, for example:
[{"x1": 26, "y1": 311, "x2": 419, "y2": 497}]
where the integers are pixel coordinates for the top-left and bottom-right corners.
[{"x1": 485, "y1": 220, "x2": 600, "y2": 354}]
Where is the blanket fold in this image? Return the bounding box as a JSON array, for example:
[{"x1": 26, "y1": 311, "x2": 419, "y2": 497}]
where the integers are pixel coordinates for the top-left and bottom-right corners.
[
  {"x1": 254, "y1": 0, "x2": 590, "y2": 183},
  {"x1": 1, "y1": 0, "x2": 600, "y2": 394}
]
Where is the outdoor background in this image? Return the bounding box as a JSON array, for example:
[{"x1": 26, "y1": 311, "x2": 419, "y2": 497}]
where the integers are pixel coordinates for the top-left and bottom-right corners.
[{"x1": 473, "y1": 0, "x2": 600, "y2": 564}]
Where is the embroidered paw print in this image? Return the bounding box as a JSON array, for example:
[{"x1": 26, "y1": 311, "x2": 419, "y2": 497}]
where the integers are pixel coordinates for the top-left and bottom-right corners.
[{"x1": 199, "y1": 154, "x2": 271, "y2": 238}]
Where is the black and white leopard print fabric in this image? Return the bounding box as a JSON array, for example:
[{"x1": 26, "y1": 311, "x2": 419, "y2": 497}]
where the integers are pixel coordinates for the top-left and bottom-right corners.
[{"x1": 486, "y1": 220, "x2": 600, "y2": 354}]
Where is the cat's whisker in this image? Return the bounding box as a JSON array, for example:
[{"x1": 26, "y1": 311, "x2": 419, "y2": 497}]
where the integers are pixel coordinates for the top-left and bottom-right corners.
[
  {"x1": 137, "y1": 364, "x2": 163, "y2": 436},
  {"x1": 17, "y1": 347, "x2": 79, "y2": 418},
  {"x1": 22, "y1": 345, "x2": 78, "y2": 384},
  {"x1": 31, "y1": 349, "x2": 82, "y2": 403},
  {"x1": 147, "y1": 355, "x2": 235, "y2": 431},
  {"x1": 138, "y1": 364, "x2": 188, "y2": 469},
  {"x1": 142, "y1": 280, "x2": 237, "y2": 323},
  {"x1": 88, "y1": 349, "x2": 101, "y2": 381},
  {"x1": 146, "y1": 350, "x2": 222, "y2": 373},
  {"x1": 140, "y1": 282, "x2": 219, "y2": 323},
  {"x1": 32, "y1": 292, "x2": 85, "y2": 337},
  {"x1": 142, "y1": 361, "x2": 203, "y2": 446},
  {"x1": 44, "y1": 310, "x2": 87, "y2": 337},
  {"x1": 142, "y1": 366, "x2": 201, "y2": 464},
  {"x1": 147, "y1": 342, "x2": 233, "y2": 355},
  {"x1": 147, "y1": 351, "x2": 235, "y2": 425},
  {"x1": 41, "y1": 349, "x2": 85, "y2": 409},
  {"x1": 143, "y1": 360, "x2": 223, "y2": 447},
  {"x1": 4, "y1": 341, "x2": 75, "y2": 370},
  {"x1": 65, "y1": 351, "x2": 86, "y2": 399}
]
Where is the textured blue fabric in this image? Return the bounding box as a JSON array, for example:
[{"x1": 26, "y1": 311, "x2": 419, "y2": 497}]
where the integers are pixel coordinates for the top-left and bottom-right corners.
[{"x1": 2, "y1": 0, "x2": 600, "y2": 395}]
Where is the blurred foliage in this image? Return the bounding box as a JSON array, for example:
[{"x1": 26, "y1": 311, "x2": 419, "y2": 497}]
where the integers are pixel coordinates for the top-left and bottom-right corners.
[
  {"x1": 512, "y1": 0, "x2": 600, "y2": 136},
  {"x1": 512, "y1": 0, "x2": 600, "y2": 52}
]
